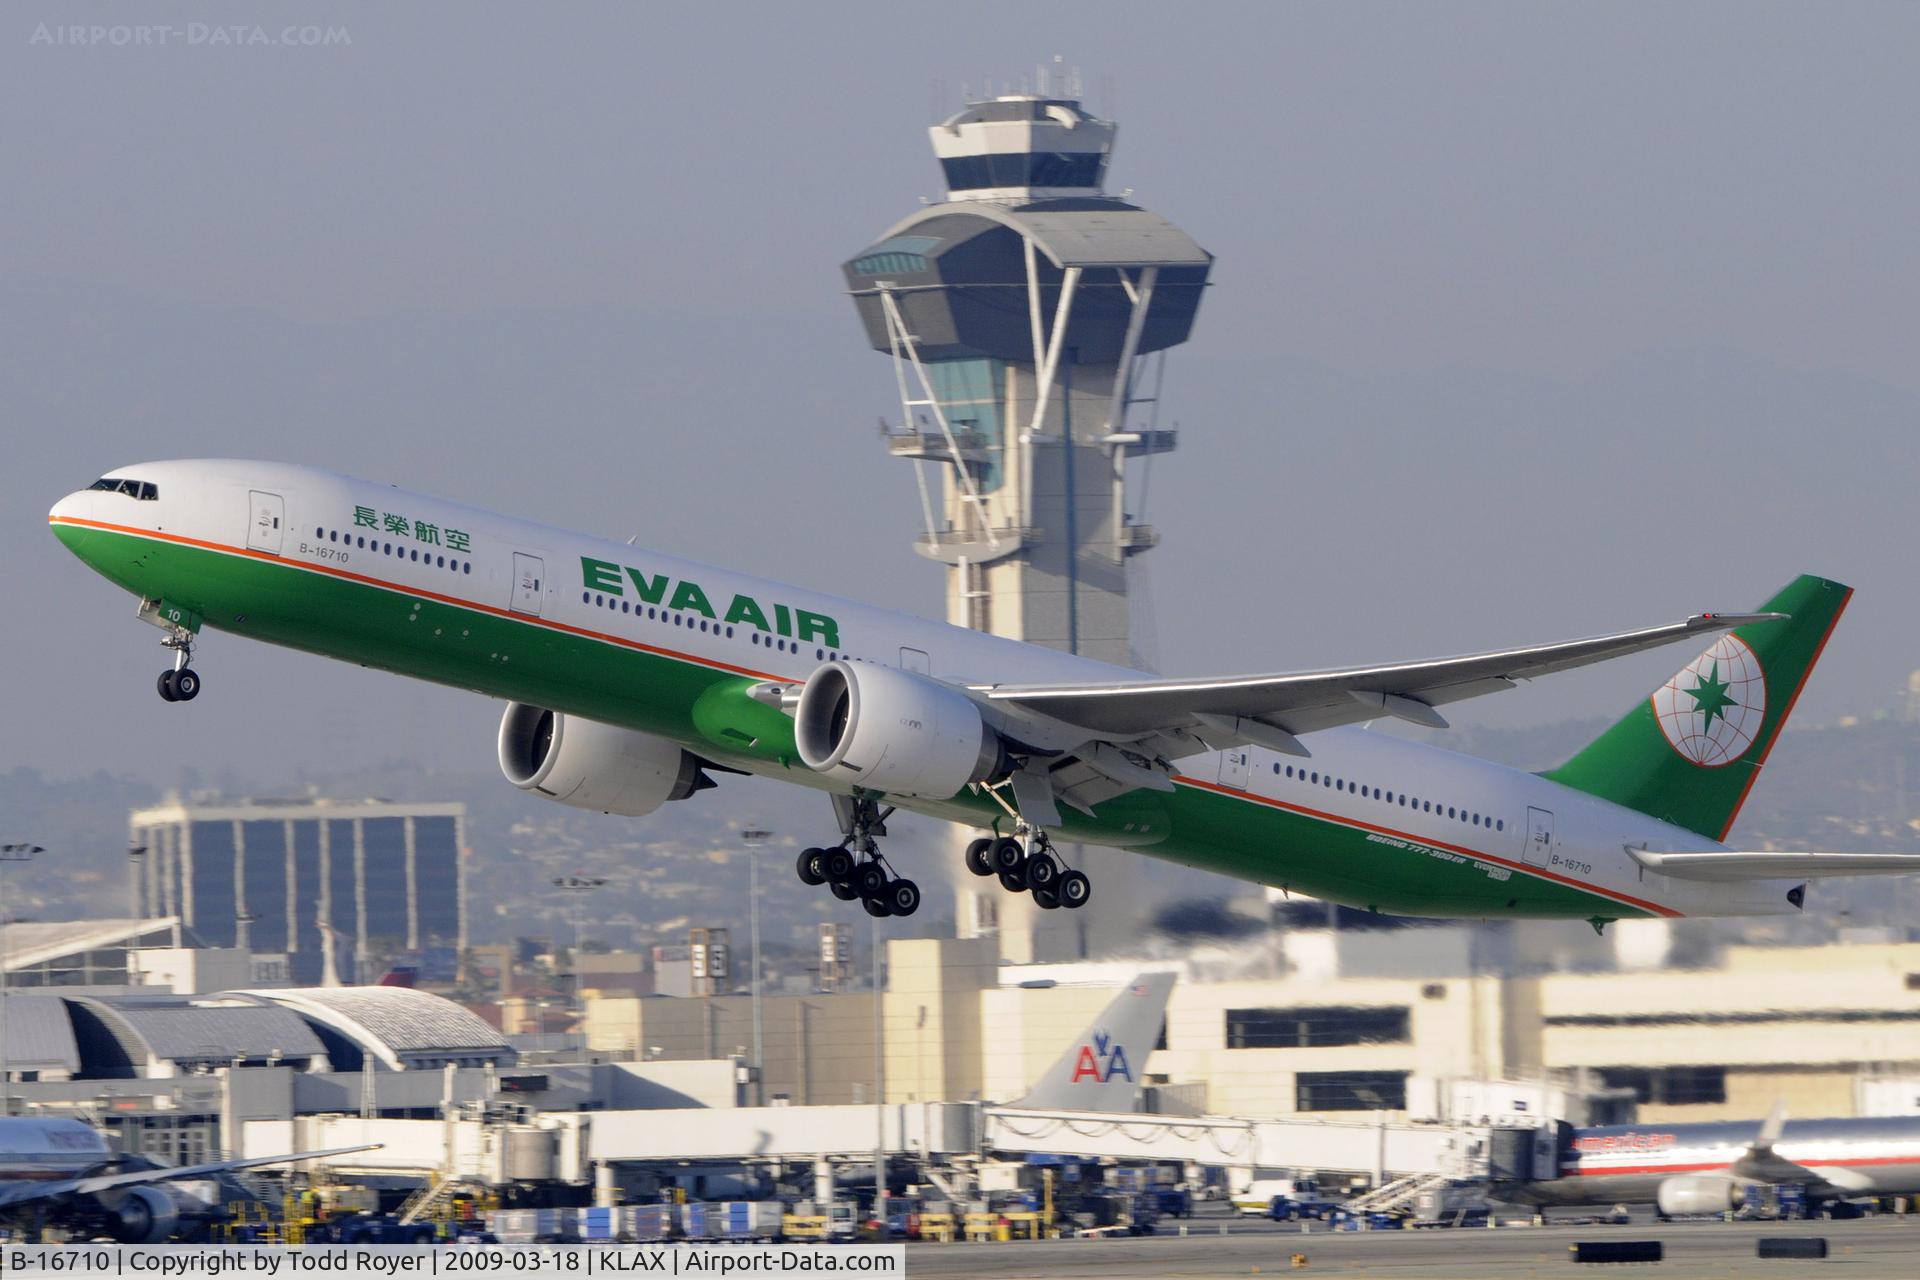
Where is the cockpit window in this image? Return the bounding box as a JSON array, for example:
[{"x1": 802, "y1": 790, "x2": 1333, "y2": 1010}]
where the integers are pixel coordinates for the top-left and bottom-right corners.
[{"x1": 88, "y1": 478, "x2": 158, "y2": 500}]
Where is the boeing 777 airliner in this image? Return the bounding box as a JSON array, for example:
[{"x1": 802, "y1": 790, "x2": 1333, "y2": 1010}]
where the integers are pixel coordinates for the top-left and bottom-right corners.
[
  {"x1": 48, "y1": 460, "x2": 1920, "y2": 925},
  {"x1": 0, "y1": 1115, "x2": 370, "y2": 1240}
]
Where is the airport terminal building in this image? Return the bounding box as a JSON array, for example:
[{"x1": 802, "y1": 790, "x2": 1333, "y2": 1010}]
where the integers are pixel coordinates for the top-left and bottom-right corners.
[{"x1": 128, "y1": 797, "x2": 466, "y2": 985}]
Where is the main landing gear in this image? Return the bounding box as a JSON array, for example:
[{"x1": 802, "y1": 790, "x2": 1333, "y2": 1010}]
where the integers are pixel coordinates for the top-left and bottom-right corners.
[
  {"x1": 155, "y1": 629, "x2": 200, "y2": 703},
  {"x1": 796, "y1": 795, "x2": 922, "y2": 918},
  {"x1": 965, "y1": 826, "x2": 1091, "y2": 911}
]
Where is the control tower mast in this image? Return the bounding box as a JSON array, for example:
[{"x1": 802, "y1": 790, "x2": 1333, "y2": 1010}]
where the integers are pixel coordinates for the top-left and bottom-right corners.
[{"x1": 842, "y1": 77, "x2": 1212, "y2": 959}]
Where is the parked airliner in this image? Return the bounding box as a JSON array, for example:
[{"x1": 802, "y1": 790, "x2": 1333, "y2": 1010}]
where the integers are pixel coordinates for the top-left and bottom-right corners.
[
  {"x1": 1517, "y1": 1109, "x2": 1920, "y2": 1217},
  {"x1": 48, "y1": 461, "x2": 1920, "y2": 924},
  {"x1": 0, "y1": 1115, "x2": 370, "y2": 1240}
]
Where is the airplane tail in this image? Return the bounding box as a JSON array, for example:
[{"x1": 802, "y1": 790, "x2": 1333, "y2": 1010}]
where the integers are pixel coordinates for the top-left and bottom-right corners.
[
  {"x1": 1545, "y1": 575, "x2": 1851, "y2": 840},
  {"x1": 1011, "y1": 972, "x2": 1176, "y2": 1112}
]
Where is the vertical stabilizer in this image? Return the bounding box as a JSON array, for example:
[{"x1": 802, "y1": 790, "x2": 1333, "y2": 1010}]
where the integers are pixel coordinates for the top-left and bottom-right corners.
[
  {"x1": 1546, "y1": 575, "x2": 1851, "y2": 839},
  {"x1": 1011, "y1": 972, "x2": 1176, "y2": 1112}
]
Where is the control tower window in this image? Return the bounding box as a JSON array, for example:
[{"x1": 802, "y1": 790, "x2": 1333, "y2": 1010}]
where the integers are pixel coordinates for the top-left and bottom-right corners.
[
  {"x1": 88, "y1": 477, "x2": 159, "y2": 500},
  {"x1": 942, "y1": 152, "x2": 1104, "y2": 192}
]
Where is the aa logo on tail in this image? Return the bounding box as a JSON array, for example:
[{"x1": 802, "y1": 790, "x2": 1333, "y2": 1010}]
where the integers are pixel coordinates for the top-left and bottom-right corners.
[
  {"x1": 1070, "y1": 1029, "x2": 1134, "y2": 1084},
  {"x1": 1652, "y1": 635, "x2": 1767, "y2": 768}
]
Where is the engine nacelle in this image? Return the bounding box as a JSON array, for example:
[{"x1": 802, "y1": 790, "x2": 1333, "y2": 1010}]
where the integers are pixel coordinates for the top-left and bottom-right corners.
[
  {"x1": 498, "y1": 704, "x2": 706, "y2": 816},
  {"x1": 794, "y1": 660, "x2": 1003, "y2": 798},
  {"x1": 1655, "y1": 1173, "x2": 1742, "y2": 1217},
  {"x1": 102, "y1": 1184, "x2": 182, "y2": 1243}
]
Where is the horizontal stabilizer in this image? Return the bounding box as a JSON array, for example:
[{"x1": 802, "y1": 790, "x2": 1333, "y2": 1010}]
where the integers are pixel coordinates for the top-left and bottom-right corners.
[{"x1": 1631, "y1": 849, "x2": 1920, "y2": 882}]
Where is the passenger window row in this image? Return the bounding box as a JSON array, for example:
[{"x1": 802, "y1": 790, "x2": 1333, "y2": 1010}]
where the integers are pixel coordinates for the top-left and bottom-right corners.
[
  {"x1": 315, "y1": 527, "x2": 470, "y2": 574},
  {"x1": 583, "y1": 591, "x2": 845, "y2": 663},
  {"x1": 1270, "y1": 760, "x2": 1505, "y2": 832}
]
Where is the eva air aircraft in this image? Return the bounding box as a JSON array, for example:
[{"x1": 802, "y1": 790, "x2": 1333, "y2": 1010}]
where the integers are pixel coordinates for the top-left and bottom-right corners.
[{"x1": 49, "y1": 460, "x2": 1920, "y2": 924}]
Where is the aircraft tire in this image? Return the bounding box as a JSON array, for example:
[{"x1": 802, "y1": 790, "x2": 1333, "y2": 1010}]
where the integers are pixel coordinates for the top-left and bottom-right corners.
[
  {"x1": 829, "y1": 879, "x2": 860, "y2": 901},
  {"x1": 822, "y1": 848, "x2": 856, "y2": 881},
  {"x1": 1026, "y1": 851, "x2": 1059, "y2": 889},
  {"x1": 797, "y1": 849, "x2": 827, "y2": 886},
  {"x1": 886, "y1": 878, "x2": 921, "y2": 916},
  {"x1": 990, "y1": 837, "x2": 1025, "y2": 874},
  {"x1": 964, "y1": 838, "x2": 995, "y2": 877},
  {"x1": 172, "y1": 669, "x2": 200, "y2": 701},
  {"x1": 1059, "y1": 870, "x2": 1092, "y2": 909},
  {"x1": 997, "y1": 866, "x2": 1028, "y2": 893},
  {"x1": 157, "y1": 671, "x2": 178, "y2": 702},
  {"x1": 854, "y1": 861, "x2": 888, "y2": 899},
  {"x1": 862, "y1": 894, "x2": 892, "y2": 917},
  {"x1": 1032, "y1": 886, "x2": 1061, "y2": 910}
]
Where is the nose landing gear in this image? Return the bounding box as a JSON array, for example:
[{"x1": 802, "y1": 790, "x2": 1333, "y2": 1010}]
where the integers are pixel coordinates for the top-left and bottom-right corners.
[
  {"x1": 796, "y1": 796, "x2": 922, "y2": 917},
  {"x1": 156, "y1": 631, "x2": 200, "y2": 702}
]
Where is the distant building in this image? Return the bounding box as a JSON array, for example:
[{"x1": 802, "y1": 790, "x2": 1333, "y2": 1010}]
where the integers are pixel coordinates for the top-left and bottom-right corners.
[{"x1": 129, "y1": 798, "x2": 466, "y2": 985}]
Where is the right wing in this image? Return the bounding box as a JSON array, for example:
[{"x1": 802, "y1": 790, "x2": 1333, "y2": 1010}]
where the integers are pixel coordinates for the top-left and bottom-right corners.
[
  {"x1": 0, "y1": 1144, "x2": 381, "y2": 1210},
  {"x1": 976, "y1": 610, "x2": 1782, "y2": 747}
]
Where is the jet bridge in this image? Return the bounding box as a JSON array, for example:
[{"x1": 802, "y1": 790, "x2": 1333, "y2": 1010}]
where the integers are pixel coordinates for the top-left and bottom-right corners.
[{"x1": 259, "y1": 1102, "x2": 1502, "y2": 1189}]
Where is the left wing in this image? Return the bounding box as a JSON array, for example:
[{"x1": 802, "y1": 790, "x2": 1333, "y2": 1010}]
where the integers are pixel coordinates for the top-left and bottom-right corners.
[
  {"x1": 1632, "y1": 850, "x2": 1920, "y2": 881},
  {"x1": 976, "y1": 610, "x2": 1781, "y2": 748},
  {"x1": 0, "y1": 1144, "x2": 380, "y2": 1211}
]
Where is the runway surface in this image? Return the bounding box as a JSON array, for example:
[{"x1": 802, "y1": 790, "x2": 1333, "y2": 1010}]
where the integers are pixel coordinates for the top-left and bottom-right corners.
[{"x1": 907, "y1": 1215, "x2": 1920, "y2": 1278}]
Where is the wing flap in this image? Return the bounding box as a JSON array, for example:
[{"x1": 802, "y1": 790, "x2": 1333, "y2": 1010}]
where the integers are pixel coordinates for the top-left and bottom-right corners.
[{"x1": 1632, "y1": 850, "x2": 1920, "y2": 882}]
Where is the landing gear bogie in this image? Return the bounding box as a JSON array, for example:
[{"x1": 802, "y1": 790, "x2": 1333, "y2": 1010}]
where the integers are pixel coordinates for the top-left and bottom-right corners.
[
  {"x1": 803, "y1": 796, "x2": 923, "y2": 917},
  {"x1": 973, "y1": 816, "x2": 1091, "y2": 910}
]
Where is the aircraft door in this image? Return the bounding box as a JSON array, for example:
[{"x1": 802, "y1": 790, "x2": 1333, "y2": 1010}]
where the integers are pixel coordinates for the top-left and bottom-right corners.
[
  {"x1": 246, "y1": 491, "x2": 284, "y2": 554},
  {"x1": 899, "y1": 647, "x2": 930, "y2": 674},
  {"x1": 1218, "y1": 747, "x2": 1252, "y2": 790},
  {"x1": 510, "y1": 553, "x2": 545, "y2": 616},
  {"x1": 1525, "y1": 806, "x2": 1554, "y2": 867}
]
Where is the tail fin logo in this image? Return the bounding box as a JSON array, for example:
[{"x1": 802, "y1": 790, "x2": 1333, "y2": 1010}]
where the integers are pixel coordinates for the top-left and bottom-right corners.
[
  {"x1": 1651, "y1": 635, "x2": 1767, "y2": 768},
  {"x1": 1070, "y1": 1029, "x2": 1133, "y2": 1084}
]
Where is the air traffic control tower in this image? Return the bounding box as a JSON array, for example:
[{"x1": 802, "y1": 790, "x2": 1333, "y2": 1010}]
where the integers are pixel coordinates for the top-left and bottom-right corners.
[{"x1": 842, "y1": 84, "x2": 1213, "y2": 960}]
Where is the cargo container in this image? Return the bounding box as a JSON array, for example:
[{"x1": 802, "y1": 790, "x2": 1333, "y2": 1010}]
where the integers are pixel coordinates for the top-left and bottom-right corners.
[
  {"x1": 679, "y1": 1201, "x2": 783, "y2": 1241},
  {"x1": 623, "y1": 1204, "x2": 677, "y2": 1242},
  {"x1": 486, "y1": 1208, "x2": 569, "y2": 1243}
]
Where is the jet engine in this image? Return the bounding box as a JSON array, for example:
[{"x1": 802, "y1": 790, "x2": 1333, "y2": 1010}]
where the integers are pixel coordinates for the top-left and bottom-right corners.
[
  {"x1": 1655, "y1": 1173, "x2": 1742, "y2": 1217},
  {"x1": 794, "y1": 660, "x2": 1005, "y2": 798},
  {"x1": 498, "y1": 704, "x2": 709, "y2": 816},
  {"x1": 100, "y1": 1184, "x2": 183, "y2": 1243}
]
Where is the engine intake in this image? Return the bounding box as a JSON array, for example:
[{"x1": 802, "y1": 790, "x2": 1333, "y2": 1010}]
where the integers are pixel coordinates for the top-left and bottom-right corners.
[
  {"x1": 794, "y1": 660, "x2": 1004, "y2": 798},
  {"x1": 498, "y1": 704, "x2": 707, "y2": 816},
  {"x1": 102, "y1": 1185, "x2": 182, "y2": 1243},
  {"x1": 1655, "y1": 1173, "x2": 1741, "y2": 1217}
]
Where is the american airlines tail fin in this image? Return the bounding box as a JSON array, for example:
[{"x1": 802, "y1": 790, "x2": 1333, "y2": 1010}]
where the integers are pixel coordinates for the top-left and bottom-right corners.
[{"x1": 1011, "y1": 972, "x2": 1176, "y2": 1112}]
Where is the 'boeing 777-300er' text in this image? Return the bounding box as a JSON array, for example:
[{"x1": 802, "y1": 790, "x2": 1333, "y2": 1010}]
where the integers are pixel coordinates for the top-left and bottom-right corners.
[{"x1": 48, "y1": 461, "x2": 1920, "y2": 925}]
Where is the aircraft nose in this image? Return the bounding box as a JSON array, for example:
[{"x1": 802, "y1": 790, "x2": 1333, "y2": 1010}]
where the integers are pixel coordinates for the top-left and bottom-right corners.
[
  {"x1": 50, "y1": 490, "x2": 85, "y2": 521},
  {"x1": 48, "y1": 490, "x2": 94, "y2": 547}
]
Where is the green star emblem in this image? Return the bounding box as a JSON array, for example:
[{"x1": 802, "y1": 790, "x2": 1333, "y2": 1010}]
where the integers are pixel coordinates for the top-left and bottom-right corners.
[{"x1": 1685, "y1": 661, "x2": 1738, "y2": 734}]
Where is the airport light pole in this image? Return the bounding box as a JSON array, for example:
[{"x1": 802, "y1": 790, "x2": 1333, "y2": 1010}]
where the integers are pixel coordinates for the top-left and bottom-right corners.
[
  {"x1": 741, "y1": 829, "x2": 771, "y2": 1105},
  {"x1": 127, "y1": 843, "x2": 148, "y2": 920},
  {"x1": 872, "y1": 913, "x2": 885, "y2": 1232},
  {"x1": 552, "y1": 874, "x2": 607, "y2": 1031},
  {"x1": 1, "y1": 843, "x2": 45, "y2": 1118}
]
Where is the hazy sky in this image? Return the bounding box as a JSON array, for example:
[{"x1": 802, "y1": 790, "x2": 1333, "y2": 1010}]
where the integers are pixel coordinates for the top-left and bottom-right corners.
[{"x1": 6, "y1": 1, "x2": 1918, "y2": 785}]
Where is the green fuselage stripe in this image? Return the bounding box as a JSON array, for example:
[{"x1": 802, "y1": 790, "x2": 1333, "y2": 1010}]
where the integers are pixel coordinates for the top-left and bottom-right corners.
[{"x1": 54, "y1": 519, "x2": 1648, "y2": 920}]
